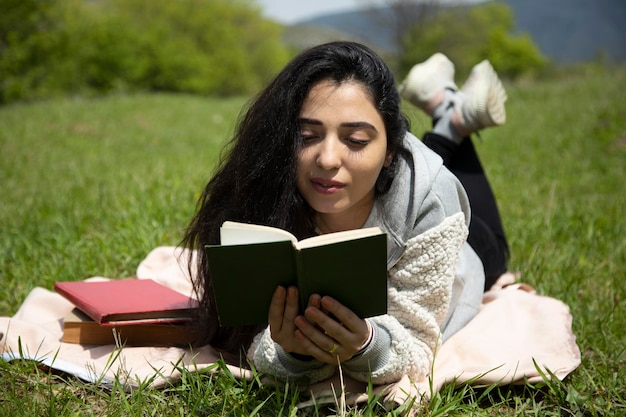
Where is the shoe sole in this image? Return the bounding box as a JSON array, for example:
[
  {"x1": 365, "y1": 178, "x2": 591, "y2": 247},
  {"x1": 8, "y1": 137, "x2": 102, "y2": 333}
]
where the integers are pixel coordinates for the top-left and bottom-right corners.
[{"x1": 460, "y1": 60, "x2": 507, "y2": 129}]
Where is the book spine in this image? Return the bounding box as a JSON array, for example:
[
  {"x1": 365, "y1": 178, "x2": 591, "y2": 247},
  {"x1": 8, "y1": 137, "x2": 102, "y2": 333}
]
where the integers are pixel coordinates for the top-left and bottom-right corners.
[{"x1": 294, "y1": 250, "x2": 308, "y2": 315}]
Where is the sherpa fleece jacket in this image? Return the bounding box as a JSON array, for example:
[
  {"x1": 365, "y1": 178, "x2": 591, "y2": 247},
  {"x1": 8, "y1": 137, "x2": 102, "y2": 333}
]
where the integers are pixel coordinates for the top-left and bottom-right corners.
[{"x1": 247, "y1": 133, "x2": 485, "y2": 385}]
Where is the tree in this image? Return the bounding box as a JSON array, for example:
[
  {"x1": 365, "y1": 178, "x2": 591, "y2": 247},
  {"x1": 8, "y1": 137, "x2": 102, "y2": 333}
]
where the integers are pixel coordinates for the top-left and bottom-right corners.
[
  {"x1": 0, "y1": 0, "x2": 63, "y2": 102},
  {"x1": 402, "y1": 2, "x2": 546, "y2": 78},
  {"x1": 0, "y1": 0, "x2": 56, "y2": 51},
  {"x1": 365, "y1": 0, "x2": 442, "y2": 51}
]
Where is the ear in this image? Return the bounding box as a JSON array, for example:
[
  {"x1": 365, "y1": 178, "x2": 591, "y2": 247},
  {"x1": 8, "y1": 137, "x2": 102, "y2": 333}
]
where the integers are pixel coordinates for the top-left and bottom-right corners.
[{"x1": 383, "y1": 151, "x2": 394, "y2": 167}]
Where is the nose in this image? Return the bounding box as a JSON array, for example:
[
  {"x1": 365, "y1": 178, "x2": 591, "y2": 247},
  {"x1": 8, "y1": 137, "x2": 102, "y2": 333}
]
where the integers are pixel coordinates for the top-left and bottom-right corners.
[{"x1": 316, "y1": 137, "x2": 341, "y2": 170}]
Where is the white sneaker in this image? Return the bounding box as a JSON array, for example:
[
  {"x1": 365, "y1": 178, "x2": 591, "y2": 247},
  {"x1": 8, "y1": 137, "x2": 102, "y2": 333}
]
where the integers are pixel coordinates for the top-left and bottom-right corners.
[
  {"x1": 455, "y1": 60, "x2": 507, "y2": 133},
  {"x1": 399, "y1": 53, "x2": 458, "y2": 114}
]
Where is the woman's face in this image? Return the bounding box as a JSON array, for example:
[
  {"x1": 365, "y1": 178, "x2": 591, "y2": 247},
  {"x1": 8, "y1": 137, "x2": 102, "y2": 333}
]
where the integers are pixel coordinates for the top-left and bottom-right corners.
[{"x1": 296, "y1": 79, "x2": 390, "y2": 233}]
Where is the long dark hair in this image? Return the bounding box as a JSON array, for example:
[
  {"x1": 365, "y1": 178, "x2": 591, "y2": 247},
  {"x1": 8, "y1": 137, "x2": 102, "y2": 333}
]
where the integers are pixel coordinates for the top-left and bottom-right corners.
[{"x1": 181, "y1": 41, "x2": 409, "y2": 354}]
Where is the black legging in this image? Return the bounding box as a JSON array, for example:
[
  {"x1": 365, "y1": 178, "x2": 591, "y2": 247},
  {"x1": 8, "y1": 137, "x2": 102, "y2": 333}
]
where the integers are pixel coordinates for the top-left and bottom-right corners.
[{"x1": 423, "y1": 132, "x2": 509, "y2": 291}]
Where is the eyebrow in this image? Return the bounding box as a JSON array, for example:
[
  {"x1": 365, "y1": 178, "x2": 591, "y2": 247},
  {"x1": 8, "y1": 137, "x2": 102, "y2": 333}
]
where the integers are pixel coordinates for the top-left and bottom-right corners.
[{"x1": 298, "y1": 118, "x2": 378, "y2": 132}]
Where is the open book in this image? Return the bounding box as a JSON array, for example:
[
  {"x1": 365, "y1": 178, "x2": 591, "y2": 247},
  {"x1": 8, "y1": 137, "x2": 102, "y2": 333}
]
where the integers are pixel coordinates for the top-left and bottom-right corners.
[{"x1": 205, "y1": 221, "x2": 388, "y2": 326}]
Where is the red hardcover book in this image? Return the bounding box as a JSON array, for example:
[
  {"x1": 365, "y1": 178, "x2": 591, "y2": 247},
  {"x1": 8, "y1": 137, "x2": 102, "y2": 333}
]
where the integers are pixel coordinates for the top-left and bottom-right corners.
[{"x1": 54, "y1": 279, "x2": 200, "y2": 326}]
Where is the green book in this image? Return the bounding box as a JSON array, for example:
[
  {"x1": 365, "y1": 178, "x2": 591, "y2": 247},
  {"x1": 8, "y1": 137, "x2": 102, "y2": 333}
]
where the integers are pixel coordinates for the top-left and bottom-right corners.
[{"x1": 205, "y1": 221, "x2": 388, "y2": 326}]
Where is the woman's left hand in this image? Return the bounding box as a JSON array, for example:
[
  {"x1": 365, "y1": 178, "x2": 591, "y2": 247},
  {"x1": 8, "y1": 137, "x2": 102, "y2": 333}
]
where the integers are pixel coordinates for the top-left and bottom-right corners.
[{"x1": 294, "y1": 294, "x2": 371, "y2": 364}]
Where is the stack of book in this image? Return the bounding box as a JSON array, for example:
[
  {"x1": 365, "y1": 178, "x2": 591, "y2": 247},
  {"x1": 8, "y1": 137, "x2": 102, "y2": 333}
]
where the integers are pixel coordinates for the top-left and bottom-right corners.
[
  {"x1": 54, "y1": 279, "x2": 201, "y2": 347},
  {"x1": 54, "y1": 221, "x2": 389, "y2": 345}
]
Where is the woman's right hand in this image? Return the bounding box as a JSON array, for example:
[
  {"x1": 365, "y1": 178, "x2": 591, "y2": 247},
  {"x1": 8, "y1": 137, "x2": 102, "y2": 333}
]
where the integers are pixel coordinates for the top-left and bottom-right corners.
[
  {"x1": 268, "y1": 286, "x2": 311, "y2": 355},
  {"x1": 268, "y1": 286, "x2": 370, "y2": 364}
]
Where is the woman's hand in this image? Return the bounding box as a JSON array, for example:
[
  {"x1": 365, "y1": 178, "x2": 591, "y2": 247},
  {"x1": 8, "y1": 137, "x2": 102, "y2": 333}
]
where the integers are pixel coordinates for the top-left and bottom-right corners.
[
  {"x1": 268, "y1": 286, "x2": 310, "y2": 356},
  {"x1": 268, "y1": 286, "x2": 370, "y2": 364}
]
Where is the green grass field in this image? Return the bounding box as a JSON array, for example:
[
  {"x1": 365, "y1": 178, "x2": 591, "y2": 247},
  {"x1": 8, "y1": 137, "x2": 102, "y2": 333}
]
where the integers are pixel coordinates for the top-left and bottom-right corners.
[{"x1": 1, "y1": 65, "x2": 624, "y2": 416}]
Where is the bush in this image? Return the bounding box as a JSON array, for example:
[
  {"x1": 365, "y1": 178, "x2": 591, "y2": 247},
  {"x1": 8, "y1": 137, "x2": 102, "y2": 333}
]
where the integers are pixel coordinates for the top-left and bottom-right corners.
[
  {"x1": 485, "y1": 28, "x2": 546, "y2": 78},
  {"x1": 0, "y1": 0, "x2": 290, "y2": 104}
]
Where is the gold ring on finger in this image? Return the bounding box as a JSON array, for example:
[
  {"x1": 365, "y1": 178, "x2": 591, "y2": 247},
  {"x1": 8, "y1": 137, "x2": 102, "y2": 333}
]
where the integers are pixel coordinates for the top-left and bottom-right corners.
[{"x1": 328, "y1": 342, "x2": 339, "y2": 354}]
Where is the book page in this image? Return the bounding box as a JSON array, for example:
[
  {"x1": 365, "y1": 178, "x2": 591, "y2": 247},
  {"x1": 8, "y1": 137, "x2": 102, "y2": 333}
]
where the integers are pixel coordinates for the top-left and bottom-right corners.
[
  {"x1": 297, "y1": 227, "x2": 383, "y2": 250},
  {"x1": 220, "y1": 221, "x2": 298, "y2": 245}
]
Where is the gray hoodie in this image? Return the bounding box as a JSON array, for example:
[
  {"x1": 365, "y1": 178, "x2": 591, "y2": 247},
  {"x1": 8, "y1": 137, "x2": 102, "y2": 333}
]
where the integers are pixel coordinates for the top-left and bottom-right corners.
[{"x1": 365, "y1": 133, "x2": 485, "y2": 340}]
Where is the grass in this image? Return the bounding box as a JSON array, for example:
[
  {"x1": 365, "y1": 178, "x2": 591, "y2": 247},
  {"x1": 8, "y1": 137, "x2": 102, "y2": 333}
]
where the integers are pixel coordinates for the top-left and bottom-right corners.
[{"x1": 1, "y1": 64, "x2": 625, "y2": 415}]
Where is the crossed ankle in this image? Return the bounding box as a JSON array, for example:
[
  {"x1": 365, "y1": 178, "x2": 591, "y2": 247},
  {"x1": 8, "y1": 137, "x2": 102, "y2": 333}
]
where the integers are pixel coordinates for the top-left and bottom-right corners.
[{"x1": 451, "y1": 111, "x2": 472, "y2": 137}]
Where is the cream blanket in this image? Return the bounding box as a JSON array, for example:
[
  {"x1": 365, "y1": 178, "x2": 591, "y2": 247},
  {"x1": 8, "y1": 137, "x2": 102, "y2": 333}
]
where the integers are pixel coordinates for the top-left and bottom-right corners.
[{"x1": 0, "y1": 246, "x2": 580, "y2": 405}]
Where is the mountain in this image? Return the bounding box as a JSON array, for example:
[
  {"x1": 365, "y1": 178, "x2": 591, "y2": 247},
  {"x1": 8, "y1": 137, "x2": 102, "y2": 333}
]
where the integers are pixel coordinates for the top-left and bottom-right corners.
[
  {"x1": 503, "y1": 0, "x2": 625, "y2": 63},
  {"x1": 290, "y1": 0, "x2": 626, "y2": 64}
]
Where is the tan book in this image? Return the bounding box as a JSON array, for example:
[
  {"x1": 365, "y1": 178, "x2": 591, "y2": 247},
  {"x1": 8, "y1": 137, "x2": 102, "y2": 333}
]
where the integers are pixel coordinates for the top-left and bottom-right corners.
[{"x1": 62, "y1": 308, "x2": 201, "y2": 347}]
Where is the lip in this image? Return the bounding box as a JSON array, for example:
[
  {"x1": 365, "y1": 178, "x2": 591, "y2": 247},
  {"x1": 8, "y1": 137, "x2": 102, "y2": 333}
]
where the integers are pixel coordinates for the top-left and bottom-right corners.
[{"x1": 310, "y1": 177, "x2": 346, "y2": 194}]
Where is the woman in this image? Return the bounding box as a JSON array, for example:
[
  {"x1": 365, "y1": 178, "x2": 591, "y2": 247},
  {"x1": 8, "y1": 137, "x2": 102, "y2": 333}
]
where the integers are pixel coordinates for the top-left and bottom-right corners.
[{"x1": 182, "y1": 41, "x2": 509, "y2": 385}]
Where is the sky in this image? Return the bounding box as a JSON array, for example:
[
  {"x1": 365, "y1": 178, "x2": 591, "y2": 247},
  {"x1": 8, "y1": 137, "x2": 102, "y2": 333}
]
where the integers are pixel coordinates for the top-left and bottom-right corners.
[{"x1": 257, "y1": 0, "x2": 373, "y2": 24}]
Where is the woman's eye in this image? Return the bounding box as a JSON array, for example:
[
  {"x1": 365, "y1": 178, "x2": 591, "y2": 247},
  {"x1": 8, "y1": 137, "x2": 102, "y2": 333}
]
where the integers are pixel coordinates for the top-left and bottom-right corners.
[
  {"x1": 300, "y1": 134, "x2": 318, "y2": 143},
  {"x1": 346, "y1": 137, "x2": 369, "y2": 146}
]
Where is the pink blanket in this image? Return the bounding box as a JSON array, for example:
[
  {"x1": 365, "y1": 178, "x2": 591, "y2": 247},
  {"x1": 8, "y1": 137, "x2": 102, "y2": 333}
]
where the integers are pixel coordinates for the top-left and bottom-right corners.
[{"x1": 0, "y1": 247, "x2": 580, "y2": 405}]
